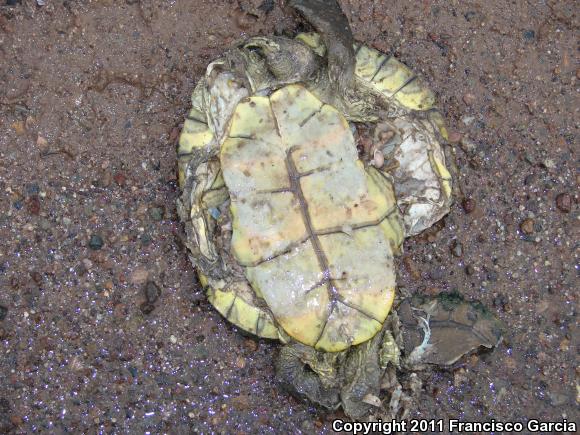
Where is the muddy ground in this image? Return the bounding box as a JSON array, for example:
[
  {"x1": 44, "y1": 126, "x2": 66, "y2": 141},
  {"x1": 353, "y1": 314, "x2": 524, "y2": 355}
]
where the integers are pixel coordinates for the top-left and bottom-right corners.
[{"x1": 0, "y1": 0, "x2": 577, "y2": 433}]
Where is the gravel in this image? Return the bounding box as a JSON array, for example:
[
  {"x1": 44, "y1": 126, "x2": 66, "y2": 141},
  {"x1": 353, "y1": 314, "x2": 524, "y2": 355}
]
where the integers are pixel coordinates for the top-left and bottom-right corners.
[{"x1": 0, "y1": 0, "x2": 576, "y2": 432}]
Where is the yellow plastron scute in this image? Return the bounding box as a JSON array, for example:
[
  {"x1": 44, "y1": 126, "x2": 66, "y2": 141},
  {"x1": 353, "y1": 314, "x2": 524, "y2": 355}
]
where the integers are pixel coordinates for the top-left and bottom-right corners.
[
  {"x1": 353, "y1": 43, "x2": 435, "y2": 111},
  {"x1": 204, "y1": 275, "x2": 279, "y2": 339},
  {"x1": 294, "y1": 33, "x2": 437, "y2": 112},
  {"x1": 220, "y1": 84, "x2": 400, "y2": 351},
  {"x1": 177, "y1": 83, "x2": 214, "y2": 188}
]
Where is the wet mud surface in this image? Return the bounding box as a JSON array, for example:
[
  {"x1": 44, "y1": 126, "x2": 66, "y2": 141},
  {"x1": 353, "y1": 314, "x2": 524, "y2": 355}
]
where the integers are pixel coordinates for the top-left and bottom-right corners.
[{"x1": 0, "y1": 0, "x2": 577, "y2": 432}]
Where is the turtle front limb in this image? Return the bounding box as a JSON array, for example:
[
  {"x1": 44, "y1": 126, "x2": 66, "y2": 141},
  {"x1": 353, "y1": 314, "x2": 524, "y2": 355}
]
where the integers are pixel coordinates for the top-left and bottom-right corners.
[{"x1": 289, "y1": 0, "x2": 356, "y2": 93}]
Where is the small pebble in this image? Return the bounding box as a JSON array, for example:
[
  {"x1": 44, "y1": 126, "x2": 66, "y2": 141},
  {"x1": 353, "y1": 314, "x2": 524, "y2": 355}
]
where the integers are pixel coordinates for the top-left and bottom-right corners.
[
  {"x1": 464, "y1": 11, "x2": 478, "y2": 21},
  {"x1": 462, "y1": 93, "x2": 476, "y2": 105},
  {"x1": 140, "y1": 302, "x2": 155, "y2": 315},
  {"x1": 453, "y1": 368, "x2": 468, "y2": 387},
  {"x1": 424, "y1": 286, "x2": 440, "y2": 296},
  {"x1": 39, "y1": 219, "x2": 51, "y2": 231},
  {"x1": 169, "y1": 335, "x2": 177, "y2": 344},
  {"x1": 11, "y1": 120, "x2": 25, "y2": 135},
  {"x1": 0, "y1": 305, "x2": 7, "y2": 321},
  {"x1": 36, "y1": 135, "x2": 48, "y2": 150},
  {"x1": 403, "y1": 256, "x2": 421, "y2": 280},
  {"x1": 504, "y1": 357, "x2": 517, "y2": 370},
  {"x1": 140, "y1": 233, "x2": 152, "y2": 246},
  {"x1": 149, "y1": 206, "x2": 164, "y2": 222},
  {"x1": 459, "y1": 136, "x2": 477, "y2": 154},
  {"x1": 486, "y1": 270, "x2": 498, "y2": 281},
  {"x1": 371, "y1": 149, "x2": 384, "y2": 168},
  {"x1": 235, "y1": 356, "x2": 246, "y2": 369},
  {"x1": 462, "y1": 198, "x2": 476, "y2": 214},
  {"x1": 26, "y1": 184, "x2": 40, "y2": 196},
  {"x1": 555, "y1": 193, "x2": 571, "y2": 213},
  {"x1": 144, "y1": 281, "x2": 161, "y2": 304},
  {"x1": 27, "y1": 196, "x2": 40, "y2": 215},
  {"x1": 519, "y1": 218, "x2": 534, "y2": 235},
  {"x1": 244, "y1": 339, "x2": 259, "y2": 352},
  {"x1": 258, "y1": 0, "x2": 274, "y2": 13},
  {"x1": 235, "y1": 11, "x2": 257, "y2": 30},
  {"x1": 447, "y1": 130, "x2": 463, "y2": 143},
  {"x1": 130, "y1": 267, "x2": 149, "y2": 285},
  {"x1": 461, "y1": 115, "x2": 475, "y2": 126},
  {"x1": 82, "y1": 258, "x2": 93, "y2": 270},
  {"x1": 31, "y1": 271, "x2": 42, "y2": 284},
  {"x1": 168, "y1": 126, "x2": 180, "y2": 144},
  {"x1": 523, "y1": 29, "x2": 535, "y2": 41},
  {"x1": 548, "y1": 391, "x2": 568, "y2": 407},
  {"x1": 88, "y1": 234, "x2": 104, "y2": 250},
  {"x1": 98, "y1": 171, "x2": 112, "y2": 188},
  {"x1": 450, "y1": 240, "x2": 463, "y2": 257},
  {"x1": 113, "y1": 172, "x2": 127, "y2": 186},
  {"x1": 542, "y1": 158, "x2": 556, "y2": 169},
  {"x1": 429, "y1": 268, "x2": 444, "y2": 280},
  {"x1": 493, "y1": 294, "x2": 508, "y2": 311},
  {"x1": 9, "y1": 415, "x2": 23, "y2": 427}
]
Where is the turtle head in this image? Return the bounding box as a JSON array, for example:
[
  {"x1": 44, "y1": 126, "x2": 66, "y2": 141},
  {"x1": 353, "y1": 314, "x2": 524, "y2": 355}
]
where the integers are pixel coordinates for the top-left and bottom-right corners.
[{"x1": 243, "y1": 36, "x2": 321, "y2": 84}]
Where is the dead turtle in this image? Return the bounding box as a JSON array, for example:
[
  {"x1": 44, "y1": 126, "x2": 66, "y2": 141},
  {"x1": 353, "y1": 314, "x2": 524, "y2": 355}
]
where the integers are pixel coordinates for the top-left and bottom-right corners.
[{"x1": 177, "y1": 0, "x2": 502, "y2": 419}]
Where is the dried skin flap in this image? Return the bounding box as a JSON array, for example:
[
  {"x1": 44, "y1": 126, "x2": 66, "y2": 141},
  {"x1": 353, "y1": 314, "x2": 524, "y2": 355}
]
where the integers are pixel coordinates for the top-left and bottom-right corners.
[{"x1": 399, "y1": 295, "x2": 503, "y2": 366}]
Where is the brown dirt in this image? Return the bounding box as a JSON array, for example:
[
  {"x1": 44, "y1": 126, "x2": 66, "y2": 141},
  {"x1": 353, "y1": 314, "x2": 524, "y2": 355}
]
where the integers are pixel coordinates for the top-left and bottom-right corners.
[{"x1": 0, "y1": 0, "x2": 577, "y2": 432}]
